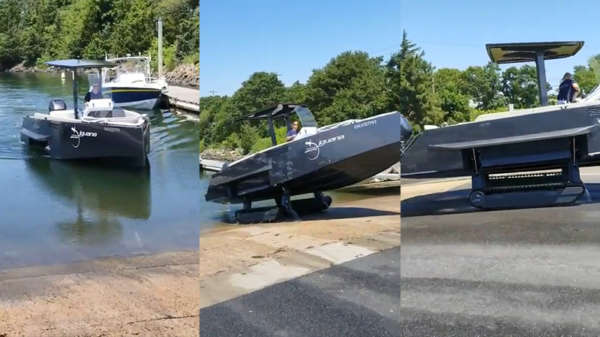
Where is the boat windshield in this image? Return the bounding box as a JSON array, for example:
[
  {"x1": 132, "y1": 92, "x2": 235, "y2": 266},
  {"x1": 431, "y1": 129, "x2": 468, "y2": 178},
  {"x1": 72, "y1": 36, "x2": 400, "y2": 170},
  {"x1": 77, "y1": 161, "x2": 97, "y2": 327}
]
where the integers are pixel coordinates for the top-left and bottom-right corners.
[
  {"x1": 104, "y1": 58, "x2": 149, "y2": 84},
  {"x1": 295, "y1": 106, "x2": 318, "y2": 127}
]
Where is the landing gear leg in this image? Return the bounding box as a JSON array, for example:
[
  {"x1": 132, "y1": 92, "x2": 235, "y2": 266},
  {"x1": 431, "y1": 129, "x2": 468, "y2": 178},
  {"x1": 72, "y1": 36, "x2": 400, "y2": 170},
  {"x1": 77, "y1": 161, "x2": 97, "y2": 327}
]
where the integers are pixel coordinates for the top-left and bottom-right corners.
[
  {"x1": 314, "y1": 191, "x2": 332, "y2": 210},
  {"x1": 243, "y1": 198, "x2": 252, "y2": 210},
  {"x1": 280, "y1": 187, "x2": 300, "y2": 221}
]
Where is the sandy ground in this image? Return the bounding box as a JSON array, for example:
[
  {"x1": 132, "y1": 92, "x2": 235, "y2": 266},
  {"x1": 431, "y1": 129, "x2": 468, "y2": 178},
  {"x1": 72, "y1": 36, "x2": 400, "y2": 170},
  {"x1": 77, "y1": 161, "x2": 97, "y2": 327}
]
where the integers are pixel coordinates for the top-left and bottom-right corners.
[
  {"x1": 0, "y1": 251, "x2": 199, "y2": 337},
  {"x1": 199, "y1": 186, "x2": 401, "y2": 309}
]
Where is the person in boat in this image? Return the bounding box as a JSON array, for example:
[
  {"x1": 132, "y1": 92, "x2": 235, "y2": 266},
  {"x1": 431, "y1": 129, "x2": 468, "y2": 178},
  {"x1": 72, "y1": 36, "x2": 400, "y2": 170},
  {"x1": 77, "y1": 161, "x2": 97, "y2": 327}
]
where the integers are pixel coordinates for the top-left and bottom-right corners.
[
  {"x1": 84, "y1": 83, "x2": 103, "y2": 102},
  {"x1": 286, "y1": 120, "x2": 300, "y2": 142},
  {"x1": 557, "y1": 72, "x2": 580, "y2": 104}
]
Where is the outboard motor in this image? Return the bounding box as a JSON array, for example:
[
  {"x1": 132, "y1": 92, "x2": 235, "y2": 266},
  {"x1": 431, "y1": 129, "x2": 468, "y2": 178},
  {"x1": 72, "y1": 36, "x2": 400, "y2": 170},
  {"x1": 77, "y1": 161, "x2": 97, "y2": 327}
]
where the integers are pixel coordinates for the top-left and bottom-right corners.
[{"x1": 48, "y1": 99, "x2": 67, "y2": 112}]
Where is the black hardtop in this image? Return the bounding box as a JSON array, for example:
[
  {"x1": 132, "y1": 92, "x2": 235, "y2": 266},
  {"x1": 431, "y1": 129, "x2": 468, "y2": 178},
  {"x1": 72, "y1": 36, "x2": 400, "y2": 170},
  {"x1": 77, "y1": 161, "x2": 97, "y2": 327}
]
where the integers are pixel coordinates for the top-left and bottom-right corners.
[
  {"x1": 486, "y1": 41, "x2": 584, "y2": 64},
  {"x1": 244, "y1": 103, "x2": 307, "y2": 120}
]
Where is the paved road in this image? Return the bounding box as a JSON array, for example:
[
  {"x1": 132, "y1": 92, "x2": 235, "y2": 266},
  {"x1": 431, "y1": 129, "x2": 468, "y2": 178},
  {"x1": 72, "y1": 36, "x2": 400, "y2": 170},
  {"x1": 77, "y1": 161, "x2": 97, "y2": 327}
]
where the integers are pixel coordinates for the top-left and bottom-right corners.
[
  {"x1": 200, "y1": 247, "x2": 401, "y2": 337},
  {"x1": 400, "y1": 168, "x2": 600, "y2": 336}
]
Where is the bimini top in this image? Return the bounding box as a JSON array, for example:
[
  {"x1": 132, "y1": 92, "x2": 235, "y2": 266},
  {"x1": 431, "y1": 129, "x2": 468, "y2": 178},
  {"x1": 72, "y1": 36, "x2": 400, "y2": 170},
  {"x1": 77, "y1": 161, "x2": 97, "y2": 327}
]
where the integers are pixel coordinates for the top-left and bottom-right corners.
[
  {"x1": 46, "y1": 59, "x2": 115, "y2": 69},
  {"x1": 245, "y1": 103, "x2": 307, "y2": 120},
  {"x1": 486, "y1": 41, "x2": 584, "y2": 64}
]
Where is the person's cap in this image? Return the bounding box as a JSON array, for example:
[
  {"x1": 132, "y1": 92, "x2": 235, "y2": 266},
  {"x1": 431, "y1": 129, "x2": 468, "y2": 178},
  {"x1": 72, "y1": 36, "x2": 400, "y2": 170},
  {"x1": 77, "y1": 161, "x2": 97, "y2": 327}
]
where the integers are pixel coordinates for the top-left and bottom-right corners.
[{"x1": 564, "y1": 72, "x2": 572, "y2": 79}]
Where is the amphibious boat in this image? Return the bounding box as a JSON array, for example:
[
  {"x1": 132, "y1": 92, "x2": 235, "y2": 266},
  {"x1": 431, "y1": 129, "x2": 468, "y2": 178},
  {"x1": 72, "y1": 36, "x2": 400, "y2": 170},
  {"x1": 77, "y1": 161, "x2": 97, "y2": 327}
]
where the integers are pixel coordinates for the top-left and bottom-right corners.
[
  {"x1": 21, "y1": 59, "x2": 150, "y2": 167},
  {"x1": 401, "y1": 41, "x2": 600, "y2": 209},
  {"x1": 205, "y1": 104, "x2": 410, "y2": 222}
]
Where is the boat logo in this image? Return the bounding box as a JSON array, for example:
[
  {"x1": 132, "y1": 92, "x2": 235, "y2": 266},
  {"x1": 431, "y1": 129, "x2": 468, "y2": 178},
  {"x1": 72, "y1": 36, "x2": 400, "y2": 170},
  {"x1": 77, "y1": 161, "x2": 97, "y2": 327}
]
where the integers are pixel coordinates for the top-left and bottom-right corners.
[
  {"x1": 304, "y1": 140, "x2": 320, "y2": 160},
  {"x1": 304, "y1": 135, "x2": 345, "y2": 160},
  {"x1": 70, "y1": 127, "x2": 97, "y2": 148}
]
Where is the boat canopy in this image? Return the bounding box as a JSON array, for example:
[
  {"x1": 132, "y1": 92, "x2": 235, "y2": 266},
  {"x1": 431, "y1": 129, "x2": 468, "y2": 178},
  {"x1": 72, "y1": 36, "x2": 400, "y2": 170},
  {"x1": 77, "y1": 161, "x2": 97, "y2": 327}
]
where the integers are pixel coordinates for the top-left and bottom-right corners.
[
  {"x1": 486, "y1": 41, "x2": 583, "y2": 64},
  {"x1": 46, "y1": 59, "x2": 115, "y2": 119},
  {"x1": 245, "y1": 104, "x2": 318, "y2": 146},
  {"x1": 485, "y1": 41, "x2": 584, "y2": 106},
  {"x1": 46, "y1": 59, "x2": 114, "y2": 69}
]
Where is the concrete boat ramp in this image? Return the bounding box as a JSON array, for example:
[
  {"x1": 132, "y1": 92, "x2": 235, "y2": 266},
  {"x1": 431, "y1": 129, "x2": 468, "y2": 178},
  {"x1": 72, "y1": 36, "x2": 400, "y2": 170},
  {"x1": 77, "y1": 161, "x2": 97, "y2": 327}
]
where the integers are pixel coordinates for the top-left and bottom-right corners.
[{"x1": 164, "y1": 85, "x2": 199, "y2": 113}]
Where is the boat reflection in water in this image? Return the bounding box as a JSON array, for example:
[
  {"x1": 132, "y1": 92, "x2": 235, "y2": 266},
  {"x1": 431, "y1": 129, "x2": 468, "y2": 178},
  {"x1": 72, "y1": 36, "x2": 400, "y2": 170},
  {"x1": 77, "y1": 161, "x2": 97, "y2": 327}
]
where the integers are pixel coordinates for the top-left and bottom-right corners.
[{"x1": 25, "y1": 158, "x2": 150, "y2": 245}]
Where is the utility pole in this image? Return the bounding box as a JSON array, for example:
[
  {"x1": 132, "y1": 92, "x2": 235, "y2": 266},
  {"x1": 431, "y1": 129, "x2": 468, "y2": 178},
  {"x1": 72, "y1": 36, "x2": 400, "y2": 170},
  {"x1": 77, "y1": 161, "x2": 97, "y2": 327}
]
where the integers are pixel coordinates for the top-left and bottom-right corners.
[{"x1": 157, "y1": 17, "x2": 163, "y2": 79}]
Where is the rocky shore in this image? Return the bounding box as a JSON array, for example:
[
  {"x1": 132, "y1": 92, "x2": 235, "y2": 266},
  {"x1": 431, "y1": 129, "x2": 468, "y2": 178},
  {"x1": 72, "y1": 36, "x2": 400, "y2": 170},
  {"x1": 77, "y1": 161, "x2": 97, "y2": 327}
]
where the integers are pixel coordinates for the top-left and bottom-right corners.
[
  {"x1": 200, "y1": 148, "x2": 244, "y2": 162},
  {"x1": 164, "y1": 63, "x2": 199, "y2": 88},
  {"x1": 6, "y1": 62, "x2": 48, "y2": 73},
  {"x1": 5, "y1": 61, "x2": 199, "y2": 90}
]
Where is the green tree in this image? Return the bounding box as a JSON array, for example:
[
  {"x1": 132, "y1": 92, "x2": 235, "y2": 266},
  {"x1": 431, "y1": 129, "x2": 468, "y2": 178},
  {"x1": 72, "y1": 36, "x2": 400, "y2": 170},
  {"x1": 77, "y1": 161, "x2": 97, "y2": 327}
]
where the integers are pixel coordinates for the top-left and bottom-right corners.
[
  {"x1": 0, "y1": 0, "x2": 198, "y2": 70},
  {"x1": 573, "y1": 55, "x2": 600, "y2": 96},
  {"x1": 433, "y1": 68, "x2": 471, "y2": 124},
  {"x1": 284, "y1": 81, "x2": 307, "y2": 103},
  {"x1": 461, "y1": 62, "x2": 505, "y2": 110},
  {"x1": 305, "y1": 51, "x2": 387, "y2": 125},
  {"x1": 232, "y1": 72, "x2": 286, "y2": 115},
  {"x1": 386, "y1": 31, "x2": 442, "y2": 131},
  {"x1": 502, "y1": 65, "x2": 540, "y2": 108}
]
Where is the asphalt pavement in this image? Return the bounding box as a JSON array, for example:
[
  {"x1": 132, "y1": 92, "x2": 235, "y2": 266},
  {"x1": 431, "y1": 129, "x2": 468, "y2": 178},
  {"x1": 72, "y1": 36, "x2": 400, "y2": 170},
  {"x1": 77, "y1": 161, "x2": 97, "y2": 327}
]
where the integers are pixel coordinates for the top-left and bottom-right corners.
[
  {"x1": 200, "y1": 247, "x2": 401, "y2": 337},
  {"x1": 400, "y1": 167, "x2": 600, "y2": 336}
]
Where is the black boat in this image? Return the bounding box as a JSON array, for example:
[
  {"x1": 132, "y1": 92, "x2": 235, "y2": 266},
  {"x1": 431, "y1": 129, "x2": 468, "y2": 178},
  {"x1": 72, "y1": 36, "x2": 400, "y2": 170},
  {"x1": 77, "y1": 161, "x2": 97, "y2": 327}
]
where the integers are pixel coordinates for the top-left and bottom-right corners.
[
  {"x1": 205, "y1": 104, "x2": 410, "y2": 222},
  {"x1": 21, "y1": 59, "x2": 150, "y2": 167},
  {"x1": 401, "y1": 41, "x2": 600, "y2": 209}
]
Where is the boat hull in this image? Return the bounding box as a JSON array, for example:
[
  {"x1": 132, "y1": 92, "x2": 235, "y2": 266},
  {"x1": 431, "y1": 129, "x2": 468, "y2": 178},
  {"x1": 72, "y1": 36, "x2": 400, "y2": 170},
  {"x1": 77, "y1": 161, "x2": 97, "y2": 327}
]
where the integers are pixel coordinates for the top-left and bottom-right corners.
[
  {"x1": 401, "y1": 103, "x2": 600, "y2": 178},
  {"x1": 21, "y1": 116, "x2": 150, "y2": 167},
  {"x1": 103, "y1": 86, "x2": 162, "y2": 110},
  {"x1": 206, "y1": 111, "x2": 402, "y2": 204}
]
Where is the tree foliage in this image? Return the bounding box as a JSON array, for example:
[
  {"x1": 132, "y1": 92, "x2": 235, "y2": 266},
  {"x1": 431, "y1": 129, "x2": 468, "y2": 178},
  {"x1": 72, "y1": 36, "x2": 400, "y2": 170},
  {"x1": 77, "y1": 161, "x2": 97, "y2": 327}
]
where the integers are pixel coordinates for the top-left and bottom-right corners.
[
  {"x1": 0, "y1": 0, "x2": 198, "y2": 71},
  {"x1": 386, "y1": 31, "x2": 442, "y2": 131},
  {"x1": 306, "y1": 51, "x2": 387, "y2": 125},
  {"x1": 501, "y1": 65, "x2": 540, "y2": 108},
  {"x1": 573, "y1": 55, "x2": 600, "y2": 96}
]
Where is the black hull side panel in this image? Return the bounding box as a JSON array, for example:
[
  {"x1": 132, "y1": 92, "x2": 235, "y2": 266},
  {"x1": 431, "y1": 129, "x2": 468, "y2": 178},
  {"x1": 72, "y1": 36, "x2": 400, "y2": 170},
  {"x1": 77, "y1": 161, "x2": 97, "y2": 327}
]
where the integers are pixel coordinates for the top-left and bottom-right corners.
[
  {"x1": 243, "y1": 142, "x2": 400, "y2": 202},
  {"x1": 22, "y1": 118, "x2": 150, "y2": 167},
  {"x1": 206, "y1": 112, "x2": 401, "y2": 203},
  {"x1": 402, "y1": 104, "x2": 600, "y2": 178}
]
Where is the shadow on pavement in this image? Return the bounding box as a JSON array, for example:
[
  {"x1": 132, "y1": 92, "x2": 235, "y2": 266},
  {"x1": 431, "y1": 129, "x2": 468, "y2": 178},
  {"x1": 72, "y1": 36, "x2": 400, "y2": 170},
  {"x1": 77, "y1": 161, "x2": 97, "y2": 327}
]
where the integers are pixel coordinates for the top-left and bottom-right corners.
[
  {"x1": 402, "y1": 183, "x2": 600, "y2": 217},
  {"x1": 301, "y1": 206, "x2": 399, "y2": 221}
]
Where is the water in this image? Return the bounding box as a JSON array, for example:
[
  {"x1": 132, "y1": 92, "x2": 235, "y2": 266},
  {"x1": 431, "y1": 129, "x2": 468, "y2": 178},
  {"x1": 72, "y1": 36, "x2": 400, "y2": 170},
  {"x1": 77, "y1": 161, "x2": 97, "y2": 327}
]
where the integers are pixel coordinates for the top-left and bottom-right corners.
[
  {"x1": 0, "y1": 72, "x2": 211, "y2": 270},
  {"x1": 0, "y1": 73, "x2": 397, "y2": 270}
]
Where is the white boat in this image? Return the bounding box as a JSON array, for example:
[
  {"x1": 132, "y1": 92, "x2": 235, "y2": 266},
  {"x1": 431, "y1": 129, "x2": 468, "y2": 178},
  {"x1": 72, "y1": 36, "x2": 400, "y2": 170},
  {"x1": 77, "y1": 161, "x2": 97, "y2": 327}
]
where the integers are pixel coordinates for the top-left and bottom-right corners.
[{"x1": 101, "y1": 56, "x2": 167, "y2": 110}]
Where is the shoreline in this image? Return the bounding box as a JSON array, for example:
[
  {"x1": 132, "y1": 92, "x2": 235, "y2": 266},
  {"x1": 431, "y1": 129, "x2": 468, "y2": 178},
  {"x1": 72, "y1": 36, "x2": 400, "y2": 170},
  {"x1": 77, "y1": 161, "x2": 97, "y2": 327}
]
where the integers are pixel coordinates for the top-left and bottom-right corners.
[{"x1": 2, "y1": 62, "x2": 199, "y2": 89}]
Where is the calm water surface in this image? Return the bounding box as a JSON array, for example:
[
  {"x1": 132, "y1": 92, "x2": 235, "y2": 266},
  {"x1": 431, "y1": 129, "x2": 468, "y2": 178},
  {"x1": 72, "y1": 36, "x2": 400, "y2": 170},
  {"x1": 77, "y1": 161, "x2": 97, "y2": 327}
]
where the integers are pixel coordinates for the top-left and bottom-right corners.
[{"x1": 0, "y1": 72, "x2": 212, "y2": 269}]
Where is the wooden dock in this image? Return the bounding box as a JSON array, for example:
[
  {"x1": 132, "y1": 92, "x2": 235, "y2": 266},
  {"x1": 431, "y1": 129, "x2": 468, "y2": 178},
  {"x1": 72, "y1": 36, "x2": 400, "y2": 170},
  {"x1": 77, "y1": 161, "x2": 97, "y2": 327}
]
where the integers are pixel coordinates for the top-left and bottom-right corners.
[
  {"x1": 164, "y1": 85, "x2": 199, "y2": 113},
  {"x1": 199, "y1": 155, "x2": 226, "y2": 171}
]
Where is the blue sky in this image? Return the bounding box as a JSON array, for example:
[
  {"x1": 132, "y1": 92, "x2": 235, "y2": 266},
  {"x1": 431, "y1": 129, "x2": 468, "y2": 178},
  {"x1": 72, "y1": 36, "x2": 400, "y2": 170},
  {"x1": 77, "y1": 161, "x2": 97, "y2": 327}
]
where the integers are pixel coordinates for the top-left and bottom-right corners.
[
  {"x1": 200, "y1": 1, "x2": 599, "y2": 97},
  {"x1": 402, "y1": 0, "x2": 600, "y2": 90},
  {"x1": 199, "y1": 0, "x2": 403, "y2": 96}
]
